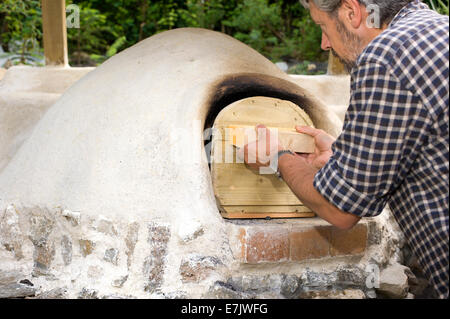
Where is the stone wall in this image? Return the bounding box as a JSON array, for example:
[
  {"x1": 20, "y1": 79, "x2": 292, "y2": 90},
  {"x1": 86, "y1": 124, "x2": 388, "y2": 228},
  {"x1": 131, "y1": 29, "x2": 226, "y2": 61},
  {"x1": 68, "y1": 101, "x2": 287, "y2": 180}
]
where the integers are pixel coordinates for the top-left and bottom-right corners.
[{"x1": 0, "y1": 202, "x2": 409, "y2": 299}]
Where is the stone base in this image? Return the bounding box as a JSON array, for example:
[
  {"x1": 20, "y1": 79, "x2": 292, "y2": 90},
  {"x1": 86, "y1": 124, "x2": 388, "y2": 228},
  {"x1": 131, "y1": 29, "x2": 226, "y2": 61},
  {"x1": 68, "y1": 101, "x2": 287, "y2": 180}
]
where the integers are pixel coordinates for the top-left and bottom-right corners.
[{"x1": 0, "y1": 202, "x2": 407, "y2": 299}]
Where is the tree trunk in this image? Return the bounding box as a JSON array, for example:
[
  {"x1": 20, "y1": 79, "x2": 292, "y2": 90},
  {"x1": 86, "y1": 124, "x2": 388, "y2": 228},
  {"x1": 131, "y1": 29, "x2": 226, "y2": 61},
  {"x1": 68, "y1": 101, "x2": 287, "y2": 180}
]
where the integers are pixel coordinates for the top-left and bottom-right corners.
[{"x1": 138, "y1": 0, "x2": 148, "y2": 41}]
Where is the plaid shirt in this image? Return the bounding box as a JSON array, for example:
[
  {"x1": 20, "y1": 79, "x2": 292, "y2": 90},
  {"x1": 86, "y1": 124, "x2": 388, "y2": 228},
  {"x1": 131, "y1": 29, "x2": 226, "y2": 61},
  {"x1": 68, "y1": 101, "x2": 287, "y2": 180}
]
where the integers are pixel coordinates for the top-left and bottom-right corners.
[{"x1": 314, "y1": 1, "x2": 449, "y2": 298}]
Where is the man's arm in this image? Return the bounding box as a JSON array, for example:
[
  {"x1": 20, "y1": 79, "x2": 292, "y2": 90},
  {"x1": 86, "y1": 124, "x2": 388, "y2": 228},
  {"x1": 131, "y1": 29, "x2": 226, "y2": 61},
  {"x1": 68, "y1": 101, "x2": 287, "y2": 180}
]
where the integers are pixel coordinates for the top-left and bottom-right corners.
[
  {"x1": 278, "y1": 152, "x2": 360, "y2": 230},
  {"x1": 239, "y1": 124, "x2": 360, "y2": 229}
]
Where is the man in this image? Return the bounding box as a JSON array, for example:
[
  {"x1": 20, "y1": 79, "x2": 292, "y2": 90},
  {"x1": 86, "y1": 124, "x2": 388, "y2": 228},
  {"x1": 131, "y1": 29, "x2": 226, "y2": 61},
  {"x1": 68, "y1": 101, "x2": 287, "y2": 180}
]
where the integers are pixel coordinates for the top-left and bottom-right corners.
[{"x1": 240, "y1": 0, "x2": 448, "y2": 298}]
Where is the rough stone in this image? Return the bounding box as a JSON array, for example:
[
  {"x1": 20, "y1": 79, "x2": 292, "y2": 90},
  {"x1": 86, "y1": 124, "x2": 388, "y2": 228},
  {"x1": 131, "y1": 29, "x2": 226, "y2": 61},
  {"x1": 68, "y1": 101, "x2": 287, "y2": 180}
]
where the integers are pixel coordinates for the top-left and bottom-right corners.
[
  {"x1": 377, "y1": 263, "x2": 410, "y2": 299},
  {"x1": 32, "y1": 241, "x2": 56, "y2": 276},
  {"x1": 26, "y1": 208, "x2": 56, "y2": 277},
  {"x1": 300, "y1": 270, "x2": 337, "y2": 290},
  {"x1": 280, "y1": 275, "x2": 302, "y2": 299},
  {"x1": 368, "y1": 221, "x2": 382, "y2": 246},
  {"x1": 125, "y1": 222, "x2": 139, "y2": 269},
  {"x1": 96, "y1": 216, "x2": 118, "y2": 236},
  {"x1": 176, "y1": 218, "x2": 204, "y2": 243},
  {"x1": 79, "y1": 239, "x2": 95, "y2": 257},
  {"x1": 0, "y1": 283, "x2": 36, "y2": 298},
  {"x1": 161, "y1": 291, "x2": 188, "y2": 299},
  {"x1": 179, "y1": 255, "x2": 221, "y2": 283},
  {"x1": 227, "y1": 275, "x2": 283, "y2": 295},
  {"x1": 365, "y1": 289, "x2": 377, "y2": 299},
  {"x1": 0, "y1": 270, "x2": 36, "y2": 298},
  {"x1": 204, "y1": 281, "x2": 248, "y2": 299},
  {"x1": 111, "y1": 275, "x2": 128, "y2": 288},
  {"x1": 335, "y1": 267, "x2": 366, "y2": 288},
  {"x1": 143, "y1": 222, "x2": 170, "y2": 293},
  {"x1": 19, "y1": 279, "x2": 33, "y2": 286},
  {"x1": 78, "y1": 288, "x2": 99, "y2": 299},
  {"x1": 300, "y1": 289, "x2": 366, "y2": 299},
  {"x1": 0, "y1": 205, "x2": 23, "y2": 259},
  {"x1": 102, "y1": 294, "x2": 136, "y2": 299},
  {"x1": 32, "y1": 288, "x2": 67, "y2": 299},
  {"x1": 28, "y1": 208, "x2": 54, "y2": 247},
  {"x1": 61, "y1": 209, "x2": 81, "y2": 226},
  {"x1": 61, "y1": 235, "x2": 72, "y2": 265},
  {"x1": 104, "y1": 248, "x2": 119, "y2": 265},
  {"x1": 0, "y1": 270, "x2": 26, "y2": 285}
]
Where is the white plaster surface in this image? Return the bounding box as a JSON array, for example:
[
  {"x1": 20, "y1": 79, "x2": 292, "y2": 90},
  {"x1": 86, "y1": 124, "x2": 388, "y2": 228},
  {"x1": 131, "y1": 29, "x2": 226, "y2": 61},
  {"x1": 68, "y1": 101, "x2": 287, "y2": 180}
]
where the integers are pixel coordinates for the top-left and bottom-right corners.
[{"x1": 0, "y1": 66, "x2": 94, "y2": 172}]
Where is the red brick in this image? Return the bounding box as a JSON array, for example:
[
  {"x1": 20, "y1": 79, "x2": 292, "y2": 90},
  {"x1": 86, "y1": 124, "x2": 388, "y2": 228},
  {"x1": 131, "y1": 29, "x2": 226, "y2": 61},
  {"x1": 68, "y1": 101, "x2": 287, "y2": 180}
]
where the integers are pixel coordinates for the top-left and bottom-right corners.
[
  {"x1": 246, "y1": 228, "x2": 289, "y2": 263},
  {"x1": 238, "y1": 228, "x2": 246, "y2": 260},
  {"x1": 330, "y1": 224, "x2": 367, "y2": 256},
  {"x1": 289, "y1": 227, "x2": 331, "y2": 261}
]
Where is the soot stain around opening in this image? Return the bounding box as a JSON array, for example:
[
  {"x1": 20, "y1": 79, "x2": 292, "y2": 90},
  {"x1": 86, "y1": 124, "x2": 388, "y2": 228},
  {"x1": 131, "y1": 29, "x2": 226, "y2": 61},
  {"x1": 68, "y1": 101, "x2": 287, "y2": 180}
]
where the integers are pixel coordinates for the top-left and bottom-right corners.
[
  {"x1": 203, "y1": 73, "x2": 317, "y2": 170},
  {"x1": 204, "y1": 73, "x2": 314, "y2": 130}
]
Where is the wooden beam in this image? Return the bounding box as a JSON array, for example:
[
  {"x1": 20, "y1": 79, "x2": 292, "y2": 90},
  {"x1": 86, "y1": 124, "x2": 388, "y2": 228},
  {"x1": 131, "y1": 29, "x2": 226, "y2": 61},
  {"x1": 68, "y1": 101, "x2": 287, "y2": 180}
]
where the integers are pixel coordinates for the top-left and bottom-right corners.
[{"x1": 41, "y1": 0, "x2": 68, "y2": 66}]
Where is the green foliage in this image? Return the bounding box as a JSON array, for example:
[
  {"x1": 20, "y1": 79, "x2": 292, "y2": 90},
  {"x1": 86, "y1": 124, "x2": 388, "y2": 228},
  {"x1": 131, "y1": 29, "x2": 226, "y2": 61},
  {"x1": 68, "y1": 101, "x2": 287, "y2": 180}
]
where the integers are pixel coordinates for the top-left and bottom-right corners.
[
  {"x1": 223, "y1": 0, "x2": 323, "y2": 62},
  {"x1": 2, "y1": 0, "x2": 447, "y2": 69},
  {"x1": 224, "y1": 0, "x2": 282, "y2": 58},
  {"x1": 66, "y1": 2, "x2": 119, "y2": 66},
  {"x1": 0, "y1": 0, "x2": 43, "y2": 66},
  {"x1": 178, "y1": 0, "x2": 227, "y2": 29},
  {"x1": 425, "y1": 0, "x2": 449, "y2": 15}
]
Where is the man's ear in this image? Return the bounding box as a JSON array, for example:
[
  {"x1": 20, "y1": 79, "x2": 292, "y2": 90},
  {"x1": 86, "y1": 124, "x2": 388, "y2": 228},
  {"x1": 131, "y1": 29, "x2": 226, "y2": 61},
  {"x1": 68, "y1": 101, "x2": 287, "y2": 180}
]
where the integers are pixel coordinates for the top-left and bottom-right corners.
[{"x1": 339, "y1": 0, "x2": 363, "y2": 29}]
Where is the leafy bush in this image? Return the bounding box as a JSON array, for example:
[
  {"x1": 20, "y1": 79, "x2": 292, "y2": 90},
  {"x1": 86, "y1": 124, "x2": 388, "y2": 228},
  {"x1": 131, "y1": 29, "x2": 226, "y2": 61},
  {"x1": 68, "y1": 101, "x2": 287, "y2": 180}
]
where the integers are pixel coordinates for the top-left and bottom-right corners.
[
  {"x1": 0, "y1": 0, "x2": 447, "y2": 68},
  {"x1": 425, "y1": 0, "x2": 449, "y2": 15},
  {"x1": 0, "y1": 0, "x2": 43, "y2": 66}
]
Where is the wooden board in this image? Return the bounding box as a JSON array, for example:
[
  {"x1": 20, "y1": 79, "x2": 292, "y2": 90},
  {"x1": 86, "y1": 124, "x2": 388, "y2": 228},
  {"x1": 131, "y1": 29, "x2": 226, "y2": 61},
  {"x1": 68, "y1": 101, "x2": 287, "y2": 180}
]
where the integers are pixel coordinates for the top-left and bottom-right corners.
[
  {"x1": 211, "y1": 96, "x2": 316, "y2": 219},
  {"x1": 221, "y1": 211, "x2": 316, "y2": 219},
  {"x1": 221, "y1": 125, "x2": 315, "y2": 154}
]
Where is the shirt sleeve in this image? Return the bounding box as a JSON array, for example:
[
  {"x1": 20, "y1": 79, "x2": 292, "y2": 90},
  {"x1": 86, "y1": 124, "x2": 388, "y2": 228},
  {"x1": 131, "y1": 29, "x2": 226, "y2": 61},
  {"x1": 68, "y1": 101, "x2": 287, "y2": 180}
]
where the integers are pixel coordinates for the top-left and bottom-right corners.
[{"x1": 314, "y1": 61, "x2": 421, "y2": 217}]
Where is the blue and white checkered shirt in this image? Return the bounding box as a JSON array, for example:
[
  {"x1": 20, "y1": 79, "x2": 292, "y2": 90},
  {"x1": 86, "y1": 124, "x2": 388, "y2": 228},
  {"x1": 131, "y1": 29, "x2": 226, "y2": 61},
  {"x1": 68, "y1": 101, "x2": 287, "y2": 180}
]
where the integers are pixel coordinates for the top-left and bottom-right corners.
[{"x1": 314, "y1": 0, "x2": 449, "y2": 298}]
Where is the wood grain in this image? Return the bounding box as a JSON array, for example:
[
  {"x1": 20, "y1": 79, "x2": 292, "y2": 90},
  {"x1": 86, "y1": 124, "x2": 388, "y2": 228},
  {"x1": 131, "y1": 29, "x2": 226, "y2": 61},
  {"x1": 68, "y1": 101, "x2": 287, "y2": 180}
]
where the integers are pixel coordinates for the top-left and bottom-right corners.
[{"x1": 211, "y1": 96, "x2": 316, "y2": 218}]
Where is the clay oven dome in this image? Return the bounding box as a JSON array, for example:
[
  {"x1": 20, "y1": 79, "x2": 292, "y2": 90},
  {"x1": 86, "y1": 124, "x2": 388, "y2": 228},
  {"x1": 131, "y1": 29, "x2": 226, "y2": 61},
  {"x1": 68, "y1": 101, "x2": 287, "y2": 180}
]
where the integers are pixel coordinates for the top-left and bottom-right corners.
[
  {"x1": 0, "y1": 29, "x2": 352, "y2": 298},
  {"x1": 0, "y1": 28, "x2": 340, "y2": 221}
]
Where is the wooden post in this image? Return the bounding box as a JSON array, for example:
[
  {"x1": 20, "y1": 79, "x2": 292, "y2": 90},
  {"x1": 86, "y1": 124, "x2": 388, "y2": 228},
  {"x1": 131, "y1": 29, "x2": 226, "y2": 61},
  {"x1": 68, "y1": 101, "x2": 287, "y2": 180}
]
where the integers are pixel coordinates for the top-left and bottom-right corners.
[
  {"x1": 327, "y1": 50, "x2": 348, "y2": 75},
  {"x1": 41, "y1": 0, "x2": 68, "y2": 66}
]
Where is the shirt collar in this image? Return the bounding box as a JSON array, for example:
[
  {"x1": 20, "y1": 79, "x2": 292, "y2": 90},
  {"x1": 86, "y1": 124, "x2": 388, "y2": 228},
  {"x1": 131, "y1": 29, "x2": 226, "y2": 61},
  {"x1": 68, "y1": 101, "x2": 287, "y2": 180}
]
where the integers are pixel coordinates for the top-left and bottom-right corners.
[
  {"x1": 354, "y1": 0, "x2": 430, "y2": 68},
  {"x1": 388, "y1": 0, "x2": 430, "y2": 28}
]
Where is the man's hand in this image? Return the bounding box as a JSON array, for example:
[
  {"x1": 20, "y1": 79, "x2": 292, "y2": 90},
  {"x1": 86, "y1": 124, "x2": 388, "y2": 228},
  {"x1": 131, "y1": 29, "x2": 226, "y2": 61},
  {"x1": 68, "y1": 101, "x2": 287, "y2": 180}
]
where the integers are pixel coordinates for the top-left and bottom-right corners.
[
  {"x1": 237, "y1": 124, "x2": 359, "y2": 229},
  {"x1": 237, "y1": 124, "x2": 283, "y2": 170},
  {"x1": 295, "y1": 125, "x2": 335, "y2": 170}
]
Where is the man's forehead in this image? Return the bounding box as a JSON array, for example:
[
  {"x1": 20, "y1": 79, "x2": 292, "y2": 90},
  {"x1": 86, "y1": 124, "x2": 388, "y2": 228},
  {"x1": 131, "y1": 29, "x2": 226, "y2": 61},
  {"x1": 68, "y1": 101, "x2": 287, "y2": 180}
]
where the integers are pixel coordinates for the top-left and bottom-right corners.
[{"x1": 308, "y1": 4, "x2": 321, "y2": 24}]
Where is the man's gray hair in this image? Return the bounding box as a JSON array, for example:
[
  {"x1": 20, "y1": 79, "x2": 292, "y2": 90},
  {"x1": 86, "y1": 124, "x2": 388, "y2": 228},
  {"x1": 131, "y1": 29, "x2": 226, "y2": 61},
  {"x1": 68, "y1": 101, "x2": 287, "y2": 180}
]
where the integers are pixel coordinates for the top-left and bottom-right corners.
[{"x1": 300, "y1": 0, "x2": 415, "y2": 25}]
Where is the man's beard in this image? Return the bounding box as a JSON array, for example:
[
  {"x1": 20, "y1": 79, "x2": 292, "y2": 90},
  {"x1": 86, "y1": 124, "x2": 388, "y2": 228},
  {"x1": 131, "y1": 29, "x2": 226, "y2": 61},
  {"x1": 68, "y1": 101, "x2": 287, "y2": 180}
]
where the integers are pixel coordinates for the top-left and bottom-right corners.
[{"x1": 332, "y1": 18, "x2": 363, "y2": 73}]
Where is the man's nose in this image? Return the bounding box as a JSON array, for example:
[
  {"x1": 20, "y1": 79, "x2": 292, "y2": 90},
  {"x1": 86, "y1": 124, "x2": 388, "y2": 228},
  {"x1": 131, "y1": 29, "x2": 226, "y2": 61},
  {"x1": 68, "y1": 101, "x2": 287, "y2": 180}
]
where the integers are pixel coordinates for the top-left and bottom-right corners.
[{"x1": 321, "y1": 33, "x2": 331, "y2": 51}]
